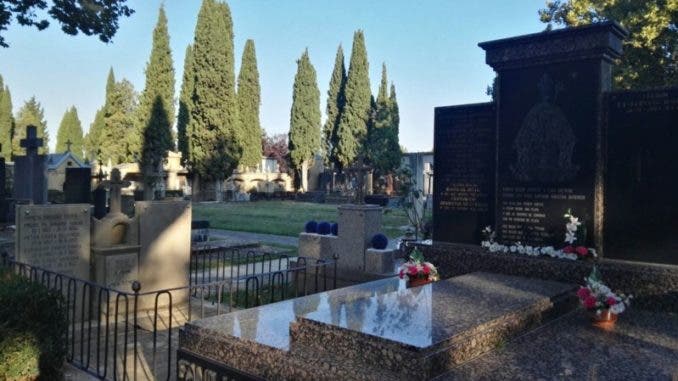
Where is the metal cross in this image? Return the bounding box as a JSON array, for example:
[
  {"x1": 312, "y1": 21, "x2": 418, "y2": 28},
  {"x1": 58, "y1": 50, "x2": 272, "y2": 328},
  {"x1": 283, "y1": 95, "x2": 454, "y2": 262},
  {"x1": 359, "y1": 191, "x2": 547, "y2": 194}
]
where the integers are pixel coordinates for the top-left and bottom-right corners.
[
  {"x1": 20, "y1": 125, "x2": 43, "y2": 156},
  {"x1": 65, "y1": 139, "x2": 72, "y2": 152}
]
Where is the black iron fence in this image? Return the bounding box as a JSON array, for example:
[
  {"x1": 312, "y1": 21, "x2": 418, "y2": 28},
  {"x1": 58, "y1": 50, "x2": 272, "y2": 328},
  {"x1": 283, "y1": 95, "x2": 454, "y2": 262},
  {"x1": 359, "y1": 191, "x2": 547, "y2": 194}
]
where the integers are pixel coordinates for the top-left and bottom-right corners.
[{"x1": 0, "y1": 247, "x2": 337, "y2": 381}]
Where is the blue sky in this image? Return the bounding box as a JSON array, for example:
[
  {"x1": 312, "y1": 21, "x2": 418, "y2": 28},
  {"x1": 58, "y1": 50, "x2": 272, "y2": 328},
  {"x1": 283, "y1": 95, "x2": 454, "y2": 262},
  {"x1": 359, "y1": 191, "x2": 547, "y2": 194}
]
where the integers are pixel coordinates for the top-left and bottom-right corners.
[{"x1": 0, "y1": 0, "x2": 547, "y2": 152}]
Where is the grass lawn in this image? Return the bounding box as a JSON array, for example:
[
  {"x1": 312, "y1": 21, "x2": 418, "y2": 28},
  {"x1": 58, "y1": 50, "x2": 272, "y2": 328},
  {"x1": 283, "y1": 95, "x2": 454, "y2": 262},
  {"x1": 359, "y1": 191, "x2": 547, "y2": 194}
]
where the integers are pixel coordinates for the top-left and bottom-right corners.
[{"x1": 192, "y1": 201, "x2": 409, "y2": 238}]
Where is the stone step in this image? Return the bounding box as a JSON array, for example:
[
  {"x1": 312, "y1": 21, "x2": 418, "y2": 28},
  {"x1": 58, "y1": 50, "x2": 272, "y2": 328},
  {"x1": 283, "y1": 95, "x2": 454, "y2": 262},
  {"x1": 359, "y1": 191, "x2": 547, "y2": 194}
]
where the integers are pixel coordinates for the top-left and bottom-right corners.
[{"x1": 289, "y1": 272, "x2": 577, "y2": 380}]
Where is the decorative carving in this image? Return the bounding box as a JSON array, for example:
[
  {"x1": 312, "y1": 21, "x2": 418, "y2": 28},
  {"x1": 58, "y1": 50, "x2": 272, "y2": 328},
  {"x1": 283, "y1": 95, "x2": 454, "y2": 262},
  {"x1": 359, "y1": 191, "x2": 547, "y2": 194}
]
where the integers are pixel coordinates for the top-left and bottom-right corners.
[{"x1": 511, "y1": 74, "x2": 579, "y2": 183}]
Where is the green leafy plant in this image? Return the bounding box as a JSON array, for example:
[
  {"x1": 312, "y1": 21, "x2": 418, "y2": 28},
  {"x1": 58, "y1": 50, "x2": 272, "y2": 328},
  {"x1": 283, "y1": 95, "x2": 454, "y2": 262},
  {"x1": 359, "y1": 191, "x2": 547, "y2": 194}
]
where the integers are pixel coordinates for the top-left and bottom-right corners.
[{"x1": 0, "y1": 269, "x2": 67, "y2": 380}]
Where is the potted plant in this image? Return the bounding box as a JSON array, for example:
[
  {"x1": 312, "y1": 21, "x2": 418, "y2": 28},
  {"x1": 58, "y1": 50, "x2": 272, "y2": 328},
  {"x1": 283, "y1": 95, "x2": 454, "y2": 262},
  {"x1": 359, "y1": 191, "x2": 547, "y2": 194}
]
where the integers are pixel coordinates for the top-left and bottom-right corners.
[
  {"x1": 576, "y1": 266, "x2": 632, "y2": 328},
  {"x1": 398, "y1": 248, "x2": 439, "y2": 288}
]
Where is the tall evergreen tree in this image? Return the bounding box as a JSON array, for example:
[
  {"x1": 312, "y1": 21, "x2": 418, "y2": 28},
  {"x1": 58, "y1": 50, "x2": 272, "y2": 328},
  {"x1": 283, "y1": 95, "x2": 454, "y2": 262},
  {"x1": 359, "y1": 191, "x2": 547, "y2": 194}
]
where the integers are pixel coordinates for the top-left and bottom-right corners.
[
  {"x1": 187, "y1": 0, "x2": 240, "y2": 181},
  {"x1": 366, "y1": 64, "x2": 392, "y2": 174},
  {"x1": 137, "y1": 5, "x2": 176, "y2": 198},
  {"x1": 236, "y1": 39, "x2": 262, "y2": 168},
  {"x1": 13, "y1": 97, "x2": 48, "y2": 155},
  {"x1": 100, "y1": 79, "x2": 137, "y2": 164},
  {"x1": 0, "y1": 76, "x2": 14, "y2": 161},
  {"x1": 386, "y1": 82, "x2": 401, "y2": 168},
  {"x1": 177, "y1": 44, "x2": 194, "y2": 167},
  {"x1": 85, "y1": 68, "x2": 116, "y2": 161},
  {"x1": 288, "y1": 49, "x2": 321, "y2": 185},
  {"x1": 55, "y1": 106, "x2": 84, "y2": 158},
  {"x1": 336, "y1": 30, "x2": 371, "y2": 170},
  {"x1": 323, "y1": 45, "x2": 346, "y2": 168}
]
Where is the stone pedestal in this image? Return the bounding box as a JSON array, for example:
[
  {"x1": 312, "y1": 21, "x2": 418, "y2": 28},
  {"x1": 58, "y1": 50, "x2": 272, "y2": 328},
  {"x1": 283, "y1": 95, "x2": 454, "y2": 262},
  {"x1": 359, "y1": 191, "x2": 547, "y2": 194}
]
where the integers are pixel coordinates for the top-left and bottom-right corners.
[
  {"x1": 365, "y1": 248, "x2": 397, "y2": 274},
  {"x1": 298, "y1": 233, "x2": 337, "y2": 261},
  {"x1": 91, "y1": 245, "x2": 140, "y2": 292},
  {"x1": 335, "y1": 204, "x2": 382, "y2": 273}
]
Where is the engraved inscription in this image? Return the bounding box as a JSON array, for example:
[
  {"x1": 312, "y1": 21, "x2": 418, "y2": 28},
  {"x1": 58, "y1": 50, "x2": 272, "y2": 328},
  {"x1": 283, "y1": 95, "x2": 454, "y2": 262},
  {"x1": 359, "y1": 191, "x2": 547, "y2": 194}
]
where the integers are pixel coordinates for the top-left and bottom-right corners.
[{"x1": 16, "y1": 205, "x2": 90, "y2": 278}]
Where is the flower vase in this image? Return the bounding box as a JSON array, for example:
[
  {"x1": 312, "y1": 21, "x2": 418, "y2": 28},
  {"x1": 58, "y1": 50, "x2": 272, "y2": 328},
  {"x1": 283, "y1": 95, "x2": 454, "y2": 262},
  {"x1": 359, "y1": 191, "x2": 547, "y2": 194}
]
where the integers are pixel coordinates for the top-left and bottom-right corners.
[
  {"x1": 407, "y1": 277, "x2": 432, "y2": 288},
  {"x1": 591, "y1": 309, "x2": 618, "y2": 329}
]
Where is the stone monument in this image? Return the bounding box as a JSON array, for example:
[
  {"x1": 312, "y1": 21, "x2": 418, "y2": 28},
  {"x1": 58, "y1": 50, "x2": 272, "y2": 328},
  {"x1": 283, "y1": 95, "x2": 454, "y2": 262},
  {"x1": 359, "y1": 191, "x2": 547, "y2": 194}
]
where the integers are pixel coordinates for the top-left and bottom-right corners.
[
  {"x1": 15, "y1": 203, "x2": 91, "y2": 279},
  {"x1": 91, "y1": 168, "x2": 140, "y2": 291},
  {"x1": 13, "y1": 125, "x2": 47, "y2": 204}
]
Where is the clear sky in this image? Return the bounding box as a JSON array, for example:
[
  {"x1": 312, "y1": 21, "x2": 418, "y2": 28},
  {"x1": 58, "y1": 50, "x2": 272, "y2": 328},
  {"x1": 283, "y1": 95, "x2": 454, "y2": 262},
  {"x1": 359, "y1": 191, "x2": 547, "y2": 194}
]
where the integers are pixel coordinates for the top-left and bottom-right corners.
[{"x1": 0, "y1": 0, "x2": 547, "y2": 153}]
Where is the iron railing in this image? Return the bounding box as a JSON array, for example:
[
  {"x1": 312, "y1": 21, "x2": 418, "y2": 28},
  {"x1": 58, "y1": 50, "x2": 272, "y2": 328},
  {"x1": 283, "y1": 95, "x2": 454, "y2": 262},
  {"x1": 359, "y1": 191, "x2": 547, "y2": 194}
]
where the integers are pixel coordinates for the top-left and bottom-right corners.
[{"x1": 1, "y1": 247, "x2": 337, "y2": 381}]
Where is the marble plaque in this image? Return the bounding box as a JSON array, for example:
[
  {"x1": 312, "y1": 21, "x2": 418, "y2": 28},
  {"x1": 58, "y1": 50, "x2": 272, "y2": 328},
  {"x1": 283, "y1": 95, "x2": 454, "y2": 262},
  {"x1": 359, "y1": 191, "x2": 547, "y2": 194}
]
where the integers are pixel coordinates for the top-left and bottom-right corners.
[
  {"x1": 15, "y1": 204, "x2": 91, "y2": 279},
  {"x1": 604, "y1": 88, "x2": 678, "y2": 264},
  {"x1": 433, "y1": 103, "x2": 495, "y2": 243}
]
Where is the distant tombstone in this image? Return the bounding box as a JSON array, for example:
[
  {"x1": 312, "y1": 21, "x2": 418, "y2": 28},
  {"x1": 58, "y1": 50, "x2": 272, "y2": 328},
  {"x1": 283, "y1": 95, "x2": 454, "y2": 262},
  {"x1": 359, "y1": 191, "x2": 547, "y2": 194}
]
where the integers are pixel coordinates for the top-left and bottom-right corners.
[
  {"x1": 604, "y1": 88, "x2": 678, "y2": 264},
  {"x1": 15, "y1": 204, "x2": 91, "y2": 279},
  {"x1": 433, "y1": 103, "x2": 495, "y2": 243},
  {"x1": 63, "y1": 167, "x2": 92, "y2": 204},
  {"x1": 13, "y1": 125, "x2": 47, "y2": 204}
]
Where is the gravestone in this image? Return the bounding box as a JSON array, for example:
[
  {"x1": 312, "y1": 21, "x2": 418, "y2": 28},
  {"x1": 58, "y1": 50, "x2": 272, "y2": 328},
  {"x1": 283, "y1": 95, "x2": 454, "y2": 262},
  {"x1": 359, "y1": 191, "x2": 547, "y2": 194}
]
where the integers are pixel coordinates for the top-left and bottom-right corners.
[
  {"x1": 92, "y1": 168, "x2": 107, "y2": 219},
  {"x1": 433, "y1": 22, "x2": 629, "y2": 253},
  {"x1": 13, "y1": 125, "x2": 47, "y2": 204},
  {"x1": 479, "y1": 22, "x2": 627, "y2": 248},
  {"x1": 604, "y1": 88, "x2": 678, "y2": 264},
  {"x1": 136, "y1": 200, "x2": 191, "y2": 308},
  {"x1": 433, "y1": 103, "x2": 495, "y2": 243},
  {"x1": 15, "y1": 204, "x2": 91, "y2": 279},
  {"x1": 63, "y1": 167, "x2": 92, "y2": 204}
]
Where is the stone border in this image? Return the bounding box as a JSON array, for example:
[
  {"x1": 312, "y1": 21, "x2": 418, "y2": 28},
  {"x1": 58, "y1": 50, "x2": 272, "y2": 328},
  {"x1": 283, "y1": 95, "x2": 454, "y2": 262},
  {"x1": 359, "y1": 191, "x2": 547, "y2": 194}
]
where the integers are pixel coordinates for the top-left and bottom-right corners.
[{"x1": 419, "y1": 243, "x2": 678, "y2": 312}]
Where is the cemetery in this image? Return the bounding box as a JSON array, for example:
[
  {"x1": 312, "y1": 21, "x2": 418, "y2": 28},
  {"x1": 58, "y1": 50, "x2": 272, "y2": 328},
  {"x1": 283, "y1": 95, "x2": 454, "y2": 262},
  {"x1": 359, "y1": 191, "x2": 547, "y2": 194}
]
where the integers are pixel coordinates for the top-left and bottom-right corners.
[{"x1": 0, "y1": 2, "x2": 677, "y2": 381}]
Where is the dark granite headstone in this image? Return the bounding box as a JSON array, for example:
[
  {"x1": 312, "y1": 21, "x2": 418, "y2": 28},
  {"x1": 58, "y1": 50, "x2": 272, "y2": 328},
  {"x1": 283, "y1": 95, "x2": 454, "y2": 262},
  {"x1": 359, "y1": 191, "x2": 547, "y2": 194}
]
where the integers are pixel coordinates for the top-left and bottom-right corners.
[
  {"x1": 604, "y1": 88, "x2": 678, "y2": 264},
  {"x1": 0, "y1": 155, "x2": 6, "y2": 223},
  {"x1": 63, "y1": 167, "x2": 92, "y2": 204},
  {"x1": 93, "y1": 187, "x2": 107, "y2": 219},
  {"x1": 479, "y1": 22, "x2": 627, "y2": 248},
  {"x1": 433, "y1": 103, "x2": 495, "y2": 243},
  {"x1": 13, "y1": 125, "x2": 47, "y2": 204}
]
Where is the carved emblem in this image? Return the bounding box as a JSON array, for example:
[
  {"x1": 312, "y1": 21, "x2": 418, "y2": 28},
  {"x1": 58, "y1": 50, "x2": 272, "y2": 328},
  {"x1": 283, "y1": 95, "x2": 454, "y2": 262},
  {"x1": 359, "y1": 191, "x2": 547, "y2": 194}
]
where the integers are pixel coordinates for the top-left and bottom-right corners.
[{"x1": 511, "y1": 74, "x2": 579, "y2": 183}]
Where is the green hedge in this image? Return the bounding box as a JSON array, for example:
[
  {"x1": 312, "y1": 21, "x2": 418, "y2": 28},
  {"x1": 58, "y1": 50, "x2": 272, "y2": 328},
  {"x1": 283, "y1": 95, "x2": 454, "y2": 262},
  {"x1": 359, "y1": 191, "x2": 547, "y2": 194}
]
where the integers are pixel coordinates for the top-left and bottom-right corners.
[{"x1": 0, "y1": 269, "x2": 68, "y2": 381}]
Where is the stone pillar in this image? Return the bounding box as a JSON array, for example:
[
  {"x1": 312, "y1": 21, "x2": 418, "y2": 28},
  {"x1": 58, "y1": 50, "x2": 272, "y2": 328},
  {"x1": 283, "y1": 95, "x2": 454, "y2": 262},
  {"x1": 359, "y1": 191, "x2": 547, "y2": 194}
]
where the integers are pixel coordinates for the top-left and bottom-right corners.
[
  {"x1": 366, "y1": 171, "x2": 373, "y2": 195},
  {"x1": 335, "y1": 204, "x2": 382, "y2": 274},
  {"x1": 301, "y1": 161, "x2": 309, "y2": 192}
]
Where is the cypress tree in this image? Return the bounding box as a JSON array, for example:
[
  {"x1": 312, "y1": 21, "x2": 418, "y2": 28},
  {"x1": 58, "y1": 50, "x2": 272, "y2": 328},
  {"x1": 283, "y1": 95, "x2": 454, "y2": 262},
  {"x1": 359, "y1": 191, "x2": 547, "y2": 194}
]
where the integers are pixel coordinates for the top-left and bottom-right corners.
[
  {"x1": 367, "y1": 64, "x2": 400, "y2": 175},
  {"x1": 85, "y1": 108, "x2": 105, "y2": 161},
  {"x1": 55, "y1": 106, "x2": 84, "y2": 158},
  {"x1": 13, "y1": 97, "x2": 49, "y2": 155},
  {"x1": 100, "y1": 79, "x2": 137, "y2": 164},
  {"x1": 336, "y1": 30, "x2": 371, "y2": 169},
  {"x1": 138, "y1": 5, "x2": 176, "y2": 198},
  {"x1": 236, "y1": 39, "x2": 262, "y2": 168},
  {"x1": 323, "y1": 45, "x2": 346, "y2": 168},
  {"x1": 385, "y1": 82, "x2": 401, "y2": 169},
  {"x1": 288, "y1": 49, "x2": 321, "y2": 182},
  {"x1": 85, "y1": 68, "x2": 116, "y2": 161},
  {"x1": 0, "y1": 77, "x2": 14, "y2": 161},
  {"x1": 188, "y1": 0, "x2": 239, "y2": 181},
  {"x1": 177, "y1": 44, "x2": 194, "y2": 167}
]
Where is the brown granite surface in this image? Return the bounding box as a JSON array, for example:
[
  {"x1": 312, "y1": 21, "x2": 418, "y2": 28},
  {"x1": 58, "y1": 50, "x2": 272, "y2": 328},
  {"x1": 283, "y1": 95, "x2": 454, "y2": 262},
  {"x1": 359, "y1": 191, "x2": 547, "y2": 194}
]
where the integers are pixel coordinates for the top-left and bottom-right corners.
[
  {"x1": 179, "y1": 273, "x2": 577, "y2": 380},
  {"x1": 439, "y1": 309, "x2": 678, "y2": 380},
  {"x1": 420, "y1": 243, "x2": 678, "y2": 312}
]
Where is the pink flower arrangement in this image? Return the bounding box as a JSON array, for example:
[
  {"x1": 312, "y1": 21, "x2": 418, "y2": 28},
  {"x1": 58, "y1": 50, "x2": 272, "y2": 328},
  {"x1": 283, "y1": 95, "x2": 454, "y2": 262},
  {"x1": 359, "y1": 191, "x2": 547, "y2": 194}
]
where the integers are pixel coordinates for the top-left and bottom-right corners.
[
  {"x1": 577, "y1": 267, "x2": 631, "y2": 316},
  {"x1": 398, "y1": 248, "x2": 439, "y2": 282}
]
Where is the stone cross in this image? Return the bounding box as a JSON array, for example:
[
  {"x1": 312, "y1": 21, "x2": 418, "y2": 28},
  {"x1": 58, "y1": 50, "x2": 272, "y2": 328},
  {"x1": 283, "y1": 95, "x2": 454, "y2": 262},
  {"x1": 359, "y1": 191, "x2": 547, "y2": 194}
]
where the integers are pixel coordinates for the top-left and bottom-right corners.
[
  {"x1": 100, "y1": 168, "x2": 130, "y2": 215},
  {"x1": 20, "y1": 125, "x2": 43, "y2": 156},
  {"x1": 65, "y1": 139, "x2": 72, "y2": 152},
  {"x1": 346, "y1": 154, "x2": 372, "y2": 204}
]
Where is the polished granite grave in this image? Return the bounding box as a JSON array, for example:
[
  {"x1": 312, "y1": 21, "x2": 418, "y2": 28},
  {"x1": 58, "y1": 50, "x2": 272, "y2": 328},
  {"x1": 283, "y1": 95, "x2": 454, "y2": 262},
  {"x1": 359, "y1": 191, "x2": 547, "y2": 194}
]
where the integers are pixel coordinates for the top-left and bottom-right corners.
[{"x1": 178, "y1": 272, "x2": 577, "y2": 380}]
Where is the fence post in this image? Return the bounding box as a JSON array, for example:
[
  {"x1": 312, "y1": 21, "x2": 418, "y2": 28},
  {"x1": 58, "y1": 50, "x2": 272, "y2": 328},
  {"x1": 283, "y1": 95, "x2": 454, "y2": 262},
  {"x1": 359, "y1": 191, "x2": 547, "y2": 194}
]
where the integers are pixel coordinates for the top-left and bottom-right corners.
[{"x1": 132, "y1": 281, "x2": 141, "y2": 381}]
